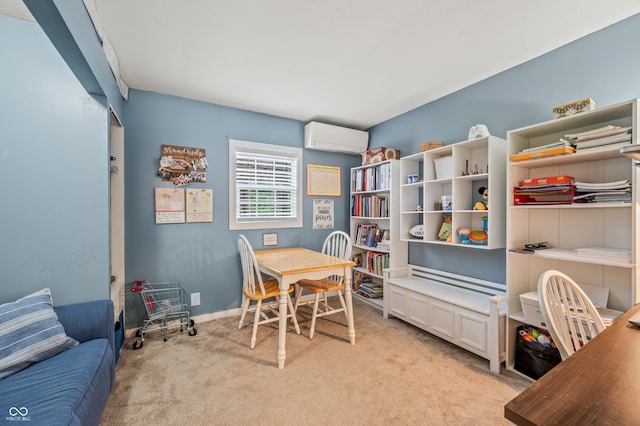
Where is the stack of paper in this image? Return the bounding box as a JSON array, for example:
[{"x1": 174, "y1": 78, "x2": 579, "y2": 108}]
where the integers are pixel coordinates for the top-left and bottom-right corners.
[
  {"x1": 513, "y1": 176, "x2": 575, "y2": 205},
  {"x1": 574, "y1": 247, "x2": 632, "y2": 264},
  {"x1": 573, "y1": 179, "x2": 631, "y2": 203},
  {"x1": 565, "y1": 125, "x2": 632, "y2": 150}
]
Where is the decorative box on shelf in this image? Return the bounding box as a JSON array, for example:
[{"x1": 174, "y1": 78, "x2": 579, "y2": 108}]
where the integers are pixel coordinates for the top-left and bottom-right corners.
[
  {"x1": 419, "y1": 141, "x2": 445, "y2": 152},
  {"x1": 552, "y1": 97, "x2": 595, "y2": 119},
  {"x1": 361, "y1": 147, "x2": 400, "y2": 165}
]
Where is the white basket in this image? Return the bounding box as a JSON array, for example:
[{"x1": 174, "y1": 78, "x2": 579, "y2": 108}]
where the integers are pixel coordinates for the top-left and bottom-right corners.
[{"x1": 434, "y1": 156, "x2": 453, "y2": 180}]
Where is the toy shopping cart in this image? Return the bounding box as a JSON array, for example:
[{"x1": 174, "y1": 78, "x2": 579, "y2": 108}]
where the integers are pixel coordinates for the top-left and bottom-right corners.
[{"x1": 131, "y1": 281, "x2": 197, "y2": 349}]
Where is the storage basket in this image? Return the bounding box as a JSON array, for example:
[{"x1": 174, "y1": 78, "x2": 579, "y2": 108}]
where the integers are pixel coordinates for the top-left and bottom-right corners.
[
  {"x1": 434, "y1": 156, "x2": 453, "y2": 180},
  {"x1": 420, "y1": 141, "x2": 445, "y2": 152}
]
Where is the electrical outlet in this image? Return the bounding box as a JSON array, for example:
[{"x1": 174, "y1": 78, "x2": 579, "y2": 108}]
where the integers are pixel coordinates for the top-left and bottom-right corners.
[{"x1": 191, "y1": 292, "x2": 200, "y2": 306}]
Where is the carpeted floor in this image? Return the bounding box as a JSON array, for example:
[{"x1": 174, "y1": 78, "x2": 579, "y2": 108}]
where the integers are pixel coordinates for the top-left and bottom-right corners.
[{"x1": 100, "y1": 298, "x2": 531, "y2": 425}]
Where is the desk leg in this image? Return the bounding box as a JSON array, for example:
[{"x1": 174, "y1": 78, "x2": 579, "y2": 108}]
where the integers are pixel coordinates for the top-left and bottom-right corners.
[
  {"x1": 277, "y1": 280, "x2": 288, "y2": 369},
  {"x1": 344, "y1": 267, "x2": 356, "y2": 345}
]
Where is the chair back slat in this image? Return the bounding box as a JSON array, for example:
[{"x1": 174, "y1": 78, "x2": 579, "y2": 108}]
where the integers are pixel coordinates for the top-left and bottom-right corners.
[
  {"x1": 538, "y1": 270, "x2": 606, "y2": 360},
  {"x1": 321, "y1": 231, "x2": 352, "y2": 283},
  {"x1": 238, "y1": 235, "x2": 266, "y2": 296}
]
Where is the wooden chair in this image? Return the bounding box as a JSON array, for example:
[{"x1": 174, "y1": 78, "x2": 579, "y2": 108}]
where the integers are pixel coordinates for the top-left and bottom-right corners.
[
  {"x1": 294, "y1": 231, "x2": 352, "y2": 339},
  {"x1": 237, "y1": 235, "x2": 299, "y2": 349},
  {"x1": 537, "y1": 270, "x2": 606, "y2": 360}
]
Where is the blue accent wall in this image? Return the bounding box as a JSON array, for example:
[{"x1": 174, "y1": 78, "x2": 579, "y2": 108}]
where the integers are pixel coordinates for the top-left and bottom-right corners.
[
  {"x1": 368, "y1": 12, "x2": 640, "y2": 283},
  {"x1": 123, "y1": 90, "x2": 359, "y2": 324},
  {"x1": 0, "y1": 16, "x2": 110, "y2": 304}
]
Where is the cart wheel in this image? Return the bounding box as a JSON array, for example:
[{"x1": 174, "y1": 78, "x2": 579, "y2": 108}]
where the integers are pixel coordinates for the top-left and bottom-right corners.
[
  {"x1": 190, "y1": 319, "x2": 195, "y2": 326},
  {"x1": 135, "y1": 328, "x2": 142, "y2": 337},
  {"x1": 133, "y1": 340, "x2": 143, "y2": 350},
  {"x1": 189, "y1": 328, "x2": 197, "y2": 336}
]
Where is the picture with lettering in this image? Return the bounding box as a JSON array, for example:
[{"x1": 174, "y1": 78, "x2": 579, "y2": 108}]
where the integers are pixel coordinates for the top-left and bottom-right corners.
[
  {"x1": 157, "y1": 144, "x2": 207, "y2": 186},
  {"x1": 313, "y1": 199, "x2": 334, "y2": 229}
]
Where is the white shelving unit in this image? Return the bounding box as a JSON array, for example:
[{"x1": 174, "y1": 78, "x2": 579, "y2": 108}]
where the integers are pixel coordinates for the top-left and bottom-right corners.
[
  {"x1": 505, "y1": 98, "x2": 640, "y2": 376},
  {"x1": 350, "y1": 160, "x2": 407, "y2": 311},
  {"x1": 399, "y1": 136, "x2": 506, "y2": 249}
]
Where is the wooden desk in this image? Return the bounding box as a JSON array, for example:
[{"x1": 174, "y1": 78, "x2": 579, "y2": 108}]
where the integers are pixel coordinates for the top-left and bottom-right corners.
[
  {"x1": 253, "y1": 247, "x2": 356, "y2": 369},
  {"x1": 505, "y1": 304, "x2": 640, "y2": 425}
]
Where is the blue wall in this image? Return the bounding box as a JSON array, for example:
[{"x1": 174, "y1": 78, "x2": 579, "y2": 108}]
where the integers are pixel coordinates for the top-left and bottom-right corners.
[
  {"x1": 0, "y1": 16, "x2": 110, "y2": 304},
  {"x1": 123, "y1": 90, "x2": 359, "y2": 324},
  {"x1": 368, "y1": 12, "x2": 640, "y2": 283}
]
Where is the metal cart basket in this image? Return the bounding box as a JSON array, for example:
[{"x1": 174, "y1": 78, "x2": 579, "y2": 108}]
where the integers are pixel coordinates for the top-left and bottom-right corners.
[{"x1": 131, "y1": 281, "x2": 197, "y2": 349}]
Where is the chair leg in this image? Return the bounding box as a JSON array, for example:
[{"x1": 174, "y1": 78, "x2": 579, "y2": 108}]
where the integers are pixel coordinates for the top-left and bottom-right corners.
[
  {"x1": 293, "y1": 284, "x2": 302, "y2": 313},
  {"x1": 337, "y1": 290, "x2": 348, "y2": 323},
  {"x1": 286, "y1": 294, "x2": 300, "y2": 335},
  {"x1": 250, "y1": 300, "x2": 262, "y2": 350},
  {"x1": 238, "y1": 297, "x2": 250, "y2": 329},
  {"x1": 309, "y1": 293, "x2": 321, "y2": 339}
]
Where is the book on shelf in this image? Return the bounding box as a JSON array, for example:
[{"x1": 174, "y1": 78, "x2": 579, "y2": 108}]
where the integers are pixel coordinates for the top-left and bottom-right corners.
[
  {"x1": 509, "y1": 146, "x2": 575, "y2": 162},
  {"x1": 351, "y1": 270, "x2": 373, "y2": 292}
]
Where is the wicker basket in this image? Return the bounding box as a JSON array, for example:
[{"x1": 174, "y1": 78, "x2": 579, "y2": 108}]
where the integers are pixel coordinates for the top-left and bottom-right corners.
[{"x1": 420, "y1": 141, "x2": 445, "y2": 152}]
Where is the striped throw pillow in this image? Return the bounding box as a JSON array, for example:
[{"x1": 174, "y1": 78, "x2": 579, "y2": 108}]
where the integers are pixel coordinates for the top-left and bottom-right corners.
[{"x1": 0, "y1": 288, "x2": 78, "y2": 380}]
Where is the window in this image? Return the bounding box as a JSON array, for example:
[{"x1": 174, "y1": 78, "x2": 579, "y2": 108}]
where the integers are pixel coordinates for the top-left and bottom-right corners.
[{"x1": 229, "y1": 139, "x2": 302, "y2": 230}]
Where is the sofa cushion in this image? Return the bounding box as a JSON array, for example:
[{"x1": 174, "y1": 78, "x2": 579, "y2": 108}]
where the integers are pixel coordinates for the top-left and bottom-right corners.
[
  {"x1": 0, "y1": 338, "x2": 113, "y2": 425},
  {"x1": 0, "y1": 288, "x2": 78, "y2": 380}
]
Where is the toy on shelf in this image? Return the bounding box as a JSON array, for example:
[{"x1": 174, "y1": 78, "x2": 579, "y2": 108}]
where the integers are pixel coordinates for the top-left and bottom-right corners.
[
  {"x1": 474, "y1": 186, "x2": 488, "y2": 210},
  {"x1": 457, "y1": 227, "x2": 471, "y2": 244},
  {"x1": 458, "y1": 215, "x2": 489, "y2": 245}
]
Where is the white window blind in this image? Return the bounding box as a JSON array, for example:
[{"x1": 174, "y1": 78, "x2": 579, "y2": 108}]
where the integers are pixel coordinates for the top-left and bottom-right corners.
[{"x1": 235, "y1": 151, "x2": 297, "y2": 220}]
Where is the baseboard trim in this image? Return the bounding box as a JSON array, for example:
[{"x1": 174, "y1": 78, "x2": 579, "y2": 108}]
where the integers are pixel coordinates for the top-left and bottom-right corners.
[{"x1": 124, "y1": 293, "x2": 324, "y2": 337}]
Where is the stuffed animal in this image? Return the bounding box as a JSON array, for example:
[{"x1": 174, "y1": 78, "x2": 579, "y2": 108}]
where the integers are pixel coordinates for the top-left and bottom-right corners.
[{"x1": 474, "y1": 186, "x2": 488, "y2": 210}]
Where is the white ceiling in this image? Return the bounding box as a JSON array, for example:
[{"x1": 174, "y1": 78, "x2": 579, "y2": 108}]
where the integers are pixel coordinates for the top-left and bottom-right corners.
[{"x1": 3, "y1": 1, "x2": 640, "y2": 129}]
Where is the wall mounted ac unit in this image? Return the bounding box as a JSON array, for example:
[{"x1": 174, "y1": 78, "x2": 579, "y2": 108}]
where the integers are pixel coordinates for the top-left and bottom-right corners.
[{"x1": 304, "y1": 121, "x2": 369, "y2": 155}]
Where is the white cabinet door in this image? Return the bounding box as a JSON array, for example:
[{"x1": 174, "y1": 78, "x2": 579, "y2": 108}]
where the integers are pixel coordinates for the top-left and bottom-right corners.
[
  {"x1": 428, "y1": 299, "x2": 456, "y2": 339},
  {"x1": 456, "y1": 308, "x2": 488, "y2": 354}
]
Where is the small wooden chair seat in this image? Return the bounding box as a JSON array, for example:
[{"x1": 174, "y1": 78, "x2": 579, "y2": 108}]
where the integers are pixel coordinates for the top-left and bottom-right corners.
[
  {"x1": 296, "y1": 277, "x2": 344, "y2": 293},
  {"x1": 243, "y1": 278, "x2": 294, "y2": 301}
]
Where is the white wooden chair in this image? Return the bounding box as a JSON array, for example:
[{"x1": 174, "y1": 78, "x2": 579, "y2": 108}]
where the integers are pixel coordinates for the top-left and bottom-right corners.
[
  {"x1": 294, "y1": 231, "x2": 352, "y2": 339},
  {"x1": 237, "y1": 235, "x2": 299, "y2": 349},
  {"x1": 537, "y1": 270, "x2": 606, "y2": 360}
]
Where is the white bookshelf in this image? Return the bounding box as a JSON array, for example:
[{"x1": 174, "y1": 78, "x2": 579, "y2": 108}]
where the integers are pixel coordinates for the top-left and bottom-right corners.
[{"x1": 350, "y1": 160, "x2": 407, "y2": 311}]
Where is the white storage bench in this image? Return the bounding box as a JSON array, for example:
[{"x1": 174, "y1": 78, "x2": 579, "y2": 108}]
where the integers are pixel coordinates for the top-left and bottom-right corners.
[{"x1": 383, "y1": 265, "x2": 506, "y2": 373}]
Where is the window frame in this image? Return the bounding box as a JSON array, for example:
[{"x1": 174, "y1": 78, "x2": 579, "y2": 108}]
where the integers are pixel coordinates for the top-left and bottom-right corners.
[{"x1": 229, "y1": 139, "x2": 303, "y2": 230}]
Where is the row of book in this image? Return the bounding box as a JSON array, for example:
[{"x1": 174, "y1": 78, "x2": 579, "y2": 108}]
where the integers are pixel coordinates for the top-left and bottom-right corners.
[
  {"x1": 351, "y1": 194, "x2": 389, "y2": 217},
  {"x1": 351, "y1": 162, "x2": 392, "y2": 192},
  {"x1": 353, "y1": 223, "x2": 388, "y2": 247},
  {"x1": 351, "y1": 270, "x2": 383, "y2": 298},
  {"x1": 513, "y1": 175, "x2": 631, "y2": 205},
  {"x1": 509, "y1": 125, "x2": 632, "y2": 162}
]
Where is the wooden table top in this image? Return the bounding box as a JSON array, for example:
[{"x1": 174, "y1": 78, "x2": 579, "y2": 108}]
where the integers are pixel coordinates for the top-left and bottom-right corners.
[
  {"x1": 254, "y1": 247, "x2": 355, "y2": 276},
  {"x1": 504, "y1": 303, "x2": 640, "y2": 426}
]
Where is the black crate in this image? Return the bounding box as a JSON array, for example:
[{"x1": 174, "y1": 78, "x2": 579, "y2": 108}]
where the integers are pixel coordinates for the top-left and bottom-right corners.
[{"x1": 514, "y1": 325, "x2": 561, "y2": 380}]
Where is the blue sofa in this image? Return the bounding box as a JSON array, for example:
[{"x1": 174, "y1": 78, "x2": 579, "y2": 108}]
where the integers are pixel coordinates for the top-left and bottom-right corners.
[{"x1": 0, "y1": 299, "x2": 115, "y2": 425}]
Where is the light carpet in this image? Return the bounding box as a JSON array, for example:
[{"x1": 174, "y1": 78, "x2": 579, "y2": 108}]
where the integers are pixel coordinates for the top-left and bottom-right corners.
[{"x1": 100, "y1": 298, "x2": 530, "y2": 425}]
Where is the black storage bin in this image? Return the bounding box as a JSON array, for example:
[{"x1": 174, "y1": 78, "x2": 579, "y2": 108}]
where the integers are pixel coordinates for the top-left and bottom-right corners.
[{"x1": 514, "y1": 325, "x2": 562, "y2": 380}]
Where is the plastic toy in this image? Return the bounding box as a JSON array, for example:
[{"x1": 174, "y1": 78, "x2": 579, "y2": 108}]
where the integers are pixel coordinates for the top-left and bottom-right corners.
[
  {"x1": 468, "y1": 216, "x2": 488, "y2": 245},
  {"x1": 474, "y1": 186, "x2": 488, "y2": 210},
  {"x1": 457, "y1": 227, "x2": 471, "y2": 244}
]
